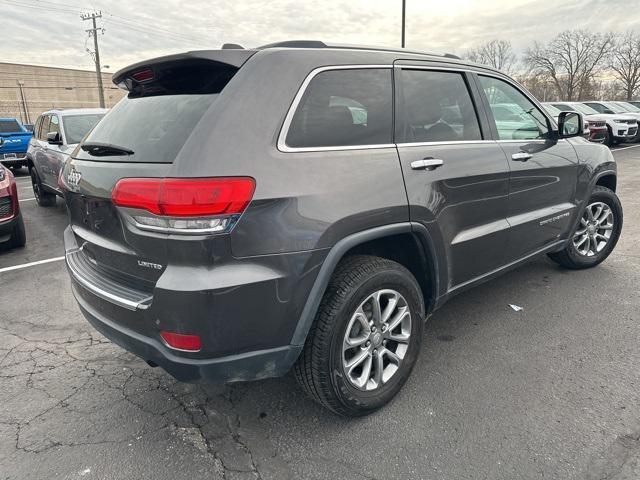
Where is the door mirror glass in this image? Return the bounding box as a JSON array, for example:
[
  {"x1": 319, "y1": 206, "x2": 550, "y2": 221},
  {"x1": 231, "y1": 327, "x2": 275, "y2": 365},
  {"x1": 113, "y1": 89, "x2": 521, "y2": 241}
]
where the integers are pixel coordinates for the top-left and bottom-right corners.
[
  {"x1": 47, "y1": 131, "x2": 62, "y2": 145},
  {"x1": 558, "y1": 111, "x2": 583, "y2": 138}
]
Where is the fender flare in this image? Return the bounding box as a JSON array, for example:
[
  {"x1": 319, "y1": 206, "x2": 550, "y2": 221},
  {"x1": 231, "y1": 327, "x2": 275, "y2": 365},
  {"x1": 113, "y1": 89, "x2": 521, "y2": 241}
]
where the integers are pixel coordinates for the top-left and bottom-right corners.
[{"x1": 290, "y1": 222, "x2": 441, "y2": 346}]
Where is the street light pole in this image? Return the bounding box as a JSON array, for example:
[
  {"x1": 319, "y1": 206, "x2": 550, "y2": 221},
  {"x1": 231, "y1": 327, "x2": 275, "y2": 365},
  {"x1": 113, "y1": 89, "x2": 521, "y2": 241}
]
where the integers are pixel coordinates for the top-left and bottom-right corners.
[{"x1": 401, "y1": 0, "x2": 406, "y2": 48}]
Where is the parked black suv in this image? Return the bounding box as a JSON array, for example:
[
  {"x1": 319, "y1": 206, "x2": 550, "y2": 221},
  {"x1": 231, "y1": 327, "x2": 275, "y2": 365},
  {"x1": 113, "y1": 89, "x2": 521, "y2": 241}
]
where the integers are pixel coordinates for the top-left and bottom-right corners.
[{"x1": 60, "y1": 42, "x2": 622, "y2": 416}]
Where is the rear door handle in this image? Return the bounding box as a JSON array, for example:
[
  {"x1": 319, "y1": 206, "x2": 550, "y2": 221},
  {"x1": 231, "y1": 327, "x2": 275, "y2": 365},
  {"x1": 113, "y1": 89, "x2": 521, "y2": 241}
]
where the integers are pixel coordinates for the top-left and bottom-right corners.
[
  {"x1": 511, "y1": 152, "x2": 532, "y2": 162},
  {"x1": 410, "y1": 158, "x2": 444, "y2": 170}
]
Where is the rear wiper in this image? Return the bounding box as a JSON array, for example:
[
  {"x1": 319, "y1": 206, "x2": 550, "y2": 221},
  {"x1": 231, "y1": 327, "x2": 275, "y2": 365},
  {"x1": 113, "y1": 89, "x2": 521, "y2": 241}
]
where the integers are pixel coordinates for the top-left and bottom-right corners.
[{"x1": 80, "y1": 142, "x2": 134, "y2": 156}]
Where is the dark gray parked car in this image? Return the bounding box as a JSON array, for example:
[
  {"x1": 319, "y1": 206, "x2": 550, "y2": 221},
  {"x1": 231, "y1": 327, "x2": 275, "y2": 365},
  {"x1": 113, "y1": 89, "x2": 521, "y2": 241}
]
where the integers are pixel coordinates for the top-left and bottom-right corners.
[{"x1": 60, "y1": 42, "x2": 623, "y2": 416}]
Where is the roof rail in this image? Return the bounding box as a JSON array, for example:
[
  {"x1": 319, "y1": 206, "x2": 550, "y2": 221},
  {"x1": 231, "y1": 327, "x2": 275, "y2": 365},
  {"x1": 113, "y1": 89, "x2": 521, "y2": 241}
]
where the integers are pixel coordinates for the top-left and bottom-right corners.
[
  {"x1": 257, "y1": 40, "x2": 327, "y2": 49},
  {"x1": 255, "y1": 40, "x2": 461, "y2": 60},
  {"x1": 222, "y1": 43, "x2": 244, "y2": 50}
]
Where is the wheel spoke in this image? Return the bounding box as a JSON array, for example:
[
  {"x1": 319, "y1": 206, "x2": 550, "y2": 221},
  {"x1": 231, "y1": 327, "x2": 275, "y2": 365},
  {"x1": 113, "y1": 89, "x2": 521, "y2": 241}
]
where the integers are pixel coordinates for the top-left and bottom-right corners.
[
  {"x1": 372, "y1": 351, "x2": 383, "y2": 386},
  {"x1": 387, "y1": 307, "x2": 409, "y2": 332},
  {"x1": 370, "y1": 292, "x2": 383, "y2": 325},
  {"x1": 381, "y1": 293, "x2": 399, "y2": 323},
  {"x1": 345, "y1": 349, "x2": 369, "y2": 370},
  {"x1": 354, "y1": 354, "x2": 373, "y2": 389},
  {"x1": 382, "y1": 347, "x2": 401, "y2": 364},
  {"x1": 387, "y1": 331, "x2": 410, "y2": 343},
  {"x1": 344, "y1": 312, "x2": 370, "y2": 349}
]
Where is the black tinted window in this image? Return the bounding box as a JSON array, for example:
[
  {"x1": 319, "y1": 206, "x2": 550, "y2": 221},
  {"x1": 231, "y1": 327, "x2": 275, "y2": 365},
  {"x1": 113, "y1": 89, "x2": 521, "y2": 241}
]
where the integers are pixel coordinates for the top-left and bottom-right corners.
[
  {"x1": 0, "y1": 119, "x2": 21, "y2": 133},
  {"x1": 286, "y1": 69, "x2": 393, "y2": 148},
  {"x1": 75, "y1": 94, "x2": 216, "y2": 163},
  {"x1": 398, "y1": 70, "x2": 482, "y2": 143},
  {"x1": 62, "y1": 114, "x2": 105, "y2": 144}
]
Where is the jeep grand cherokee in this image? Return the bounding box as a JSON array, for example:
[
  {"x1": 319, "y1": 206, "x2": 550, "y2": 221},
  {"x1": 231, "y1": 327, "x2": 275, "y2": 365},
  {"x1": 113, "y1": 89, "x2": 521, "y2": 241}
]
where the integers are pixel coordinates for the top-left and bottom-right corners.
[{"x1": 60, "y1": 41, "x2": 623, "y2": 416}]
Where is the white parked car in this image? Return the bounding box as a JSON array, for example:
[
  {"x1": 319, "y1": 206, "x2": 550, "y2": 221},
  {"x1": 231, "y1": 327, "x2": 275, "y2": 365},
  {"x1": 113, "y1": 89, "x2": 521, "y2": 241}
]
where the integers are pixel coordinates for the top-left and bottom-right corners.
[
  {"x1": 581, "y1": 101, "x2": 640, "y2": 144},
  {"x1": 551, "y1": 102, "x2": 637, "y2": 146},
  {"x1": 542, "y1": 103, "x2": 606, "y2": 143}
]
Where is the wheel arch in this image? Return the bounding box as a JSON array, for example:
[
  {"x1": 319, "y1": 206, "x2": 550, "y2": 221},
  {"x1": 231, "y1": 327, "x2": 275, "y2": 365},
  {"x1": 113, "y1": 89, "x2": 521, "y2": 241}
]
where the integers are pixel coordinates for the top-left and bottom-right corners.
[{"x1": 290, "y1": 223, "x2": 442, "y2": 346}]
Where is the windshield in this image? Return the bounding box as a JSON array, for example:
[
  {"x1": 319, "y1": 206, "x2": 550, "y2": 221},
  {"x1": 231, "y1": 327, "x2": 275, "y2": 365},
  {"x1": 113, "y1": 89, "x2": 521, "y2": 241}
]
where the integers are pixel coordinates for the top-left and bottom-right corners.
[
  {"x1": 543, "y1": 104, "x2": 562, "y2": 116},
  {"x1": 570, "y1": 103, "x2": 600, "y2": 115},
  {"x1": 618, "y1": 102, "x2": 640, "y2": 112},
  {"x1": 75, "y1": 94, "x2": 217, "y2": 163},
  {"x1": 62, "y1": 114, "x2": 105, "y2": 144},
  {"x1": 602, "y1": 102, "x2": 626, "y2": 113}
]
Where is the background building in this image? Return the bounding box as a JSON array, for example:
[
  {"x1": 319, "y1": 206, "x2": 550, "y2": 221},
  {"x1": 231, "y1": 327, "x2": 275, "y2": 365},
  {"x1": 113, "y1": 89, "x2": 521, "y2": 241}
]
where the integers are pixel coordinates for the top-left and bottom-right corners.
[{"x1": 0, "y1": 62, "x2": 125, "y2": 124}]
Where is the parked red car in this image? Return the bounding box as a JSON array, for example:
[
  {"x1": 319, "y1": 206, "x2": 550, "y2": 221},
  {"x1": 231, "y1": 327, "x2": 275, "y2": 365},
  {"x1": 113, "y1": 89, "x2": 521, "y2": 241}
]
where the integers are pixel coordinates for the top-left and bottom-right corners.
[{"x1": 0, "y1": 165, "x2": 26, "y2": 249}]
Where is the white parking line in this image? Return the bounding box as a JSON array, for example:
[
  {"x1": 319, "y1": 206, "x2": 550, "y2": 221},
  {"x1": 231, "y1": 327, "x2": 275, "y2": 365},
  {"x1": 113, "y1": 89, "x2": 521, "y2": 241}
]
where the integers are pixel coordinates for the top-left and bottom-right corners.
[
  {"x1": 19, "y1": 197, "x2": 36, "y2": 202},
  {"x1": 612, "y1": 144, "x2": 640, "y2": 152},
  {"x1": 0, "y1": 256, "x2": 64, "y2": 274}
]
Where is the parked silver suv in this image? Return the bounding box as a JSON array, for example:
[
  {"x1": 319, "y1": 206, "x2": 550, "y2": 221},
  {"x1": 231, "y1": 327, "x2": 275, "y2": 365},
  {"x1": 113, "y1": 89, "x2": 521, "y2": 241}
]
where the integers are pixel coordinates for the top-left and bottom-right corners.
[{"x1": 27, "y1": 108, "x2": 107, "y2": 206}]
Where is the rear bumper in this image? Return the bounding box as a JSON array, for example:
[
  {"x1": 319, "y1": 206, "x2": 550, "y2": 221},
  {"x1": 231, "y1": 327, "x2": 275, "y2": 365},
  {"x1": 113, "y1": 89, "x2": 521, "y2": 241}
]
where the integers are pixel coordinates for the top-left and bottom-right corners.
[
  {"x1": 73, "y1": 286, "x2": 302, "y2": 382},
  {"x1": 64, "y1": 225, "x2": 322, "y2": 383}
]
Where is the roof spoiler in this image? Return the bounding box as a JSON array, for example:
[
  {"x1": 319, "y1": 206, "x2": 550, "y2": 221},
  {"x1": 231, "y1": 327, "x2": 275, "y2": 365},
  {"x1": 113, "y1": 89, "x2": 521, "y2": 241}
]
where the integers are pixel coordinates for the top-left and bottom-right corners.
[{"x1": 112, "y1": 50, "x2": 256, "y2": 87}]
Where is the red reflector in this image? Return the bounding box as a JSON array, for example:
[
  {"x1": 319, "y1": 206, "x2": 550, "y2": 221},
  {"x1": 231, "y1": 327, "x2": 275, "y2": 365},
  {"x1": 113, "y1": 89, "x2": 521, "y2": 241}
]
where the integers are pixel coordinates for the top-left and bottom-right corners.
[
  {"x1": 112, "y1": 177, "x2": 255, "y2": 217},
  {"x1": 160, "y1": 331, "x2": 202, "y2": 352},
  {"x1": 131, "y1": 69, "x2": 154, "y2": 82}
]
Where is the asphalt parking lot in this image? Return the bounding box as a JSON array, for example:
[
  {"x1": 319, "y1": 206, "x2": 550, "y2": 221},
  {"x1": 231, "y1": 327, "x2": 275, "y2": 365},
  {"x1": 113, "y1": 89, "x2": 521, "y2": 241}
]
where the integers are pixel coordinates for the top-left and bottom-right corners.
[{"x1": 1, "y1": 145, "x2": 639, "y2": 480}]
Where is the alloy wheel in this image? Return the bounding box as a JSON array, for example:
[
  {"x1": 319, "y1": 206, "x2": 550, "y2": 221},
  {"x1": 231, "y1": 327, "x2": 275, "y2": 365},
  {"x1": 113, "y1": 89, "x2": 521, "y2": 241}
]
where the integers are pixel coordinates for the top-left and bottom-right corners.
[
  {"x1": 342, "y1": 289, "x2": 411, "y2": 391},
  {"x1": 573, "y1": 201, "x2": 614, "y2": 257}
]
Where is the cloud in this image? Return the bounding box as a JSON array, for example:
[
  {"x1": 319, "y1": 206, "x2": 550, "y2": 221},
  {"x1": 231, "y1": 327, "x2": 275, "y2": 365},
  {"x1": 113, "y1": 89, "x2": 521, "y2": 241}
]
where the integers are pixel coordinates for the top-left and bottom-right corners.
[{"x1": 2, "y1": 0, "x2": 639, "y2": 72}]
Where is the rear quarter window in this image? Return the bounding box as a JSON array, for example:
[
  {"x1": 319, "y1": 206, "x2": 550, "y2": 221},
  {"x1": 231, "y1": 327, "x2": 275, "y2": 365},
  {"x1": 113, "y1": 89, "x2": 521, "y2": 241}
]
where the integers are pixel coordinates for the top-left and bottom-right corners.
[{"x1": 285, "y1": 68, "x2": 393, "y2": 149}]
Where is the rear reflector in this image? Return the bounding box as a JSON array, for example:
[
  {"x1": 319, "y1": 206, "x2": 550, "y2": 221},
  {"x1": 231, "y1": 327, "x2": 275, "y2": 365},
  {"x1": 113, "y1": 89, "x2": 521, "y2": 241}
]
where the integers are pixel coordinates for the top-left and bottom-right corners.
[
  {"x1": 112, "y1": 177, "x2": 255, "y2": 217},
  {"x1": 160, "y1": 331, "x2": 202, "y2": 352}
]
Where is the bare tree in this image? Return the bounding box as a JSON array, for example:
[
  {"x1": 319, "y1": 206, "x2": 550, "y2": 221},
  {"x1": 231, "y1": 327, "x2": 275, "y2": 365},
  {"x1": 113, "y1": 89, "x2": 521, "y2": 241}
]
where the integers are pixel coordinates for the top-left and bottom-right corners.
[
  {"x1": 610, "y1": 31, "x2": 640, "y2": 100},
  {"x1": 524, "y1": 30, "x2": 614, "y2": 101},
  {"x1": 465, "y1": 40, "x2": 517, "y2": 73}
]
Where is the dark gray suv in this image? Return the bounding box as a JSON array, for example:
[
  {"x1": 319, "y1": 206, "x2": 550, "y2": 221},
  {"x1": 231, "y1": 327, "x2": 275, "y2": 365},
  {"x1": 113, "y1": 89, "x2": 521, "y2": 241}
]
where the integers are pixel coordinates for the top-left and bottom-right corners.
[{"x1": 60, "y1": 42, "x2": 622, "y2": 416}]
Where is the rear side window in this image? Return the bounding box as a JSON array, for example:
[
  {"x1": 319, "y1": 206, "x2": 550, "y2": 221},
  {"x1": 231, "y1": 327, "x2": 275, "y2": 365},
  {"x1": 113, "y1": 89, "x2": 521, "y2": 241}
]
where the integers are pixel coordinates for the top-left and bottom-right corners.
[
  {"x1": 0, "y1": 119, "x2": 21, "y2": 133},
  {"x1": 285, "y1": 68, "x2": 393, "y2": 148},
  {"x1": 398, "y1": 69, "x2": 482, "y2": 143}
]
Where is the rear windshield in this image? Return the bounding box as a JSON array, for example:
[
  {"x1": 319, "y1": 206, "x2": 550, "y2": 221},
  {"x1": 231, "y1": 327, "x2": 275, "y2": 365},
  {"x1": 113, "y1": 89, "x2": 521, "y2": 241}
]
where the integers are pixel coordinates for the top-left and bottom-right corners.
[
  {"x1": 74, "y1": 94, "x2": 216, "y2": 162},
  {"x1": 74, "y1": 59, "x2": 237, "y2": 163},
  {"x1": 0, "y1": 120, "x2": 21, "y2": 133},
  {"x1": 62, "y1": 114, "x2": 105, "y2": 145}
]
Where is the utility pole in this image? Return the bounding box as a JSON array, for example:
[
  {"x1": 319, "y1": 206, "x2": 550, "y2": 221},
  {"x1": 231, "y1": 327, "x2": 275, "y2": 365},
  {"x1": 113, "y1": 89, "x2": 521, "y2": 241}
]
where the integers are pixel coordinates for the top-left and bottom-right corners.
[
  {"x1": 401, "y1": 0, "x2": 406, "y2": 48},
  {"x1": 17, "y1": 80, "x2": 30, "y2": 124},
  {"x1": 81, "y1": 11, "x2": 105, "y2": 108}
]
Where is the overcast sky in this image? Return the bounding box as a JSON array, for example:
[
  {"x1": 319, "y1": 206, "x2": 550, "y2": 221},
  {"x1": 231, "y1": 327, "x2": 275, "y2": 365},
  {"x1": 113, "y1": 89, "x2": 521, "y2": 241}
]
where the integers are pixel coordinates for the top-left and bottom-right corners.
[{"x1": 2, "y1": 0, "x2": 639, "y2": 72}]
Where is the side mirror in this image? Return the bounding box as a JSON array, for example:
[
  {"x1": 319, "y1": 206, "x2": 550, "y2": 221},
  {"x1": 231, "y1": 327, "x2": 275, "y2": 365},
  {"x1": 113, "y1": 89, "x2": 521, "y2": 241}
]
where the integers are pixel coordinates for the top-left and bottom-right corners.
[
  {"x1": 557, "y1": 111, "x2": 584, "y2": 138},
  {"x1": 47, "y1": 131, "x2": 62, "y2": 145}
]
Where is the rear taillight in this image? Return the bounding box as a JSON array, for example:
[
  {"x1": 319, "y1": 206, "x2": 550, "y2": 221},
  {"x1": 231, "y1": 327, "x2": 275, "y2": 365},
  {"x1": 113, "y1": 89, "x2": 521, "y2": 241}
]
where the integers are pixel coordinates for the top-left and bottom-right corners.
[{"x1": 112, "y1": 177, "x2": 255, "y2": 234}]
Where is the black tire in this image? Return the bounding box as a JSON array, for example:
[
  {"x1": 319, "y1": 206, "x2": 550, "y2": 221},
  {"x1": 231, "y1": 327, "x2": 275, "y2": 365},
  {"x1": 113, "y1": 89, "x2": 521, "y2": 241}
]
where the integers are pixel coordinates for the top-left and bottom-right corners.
[
  {"x1": 30, "y1": 167, "x2": 55, "y2": 207},
  {"x1": 9, "y1": 213, "x2": 26, "y2": 248},
  {"x1": 293, "y1": 255, "x2": 425, "y2": 416},
  {"x1": 548, "y1": 186, "x2": 622, "y2": 269},
  {"x1": 605, "y1": 126, "x2": 616, "y2": 147}
]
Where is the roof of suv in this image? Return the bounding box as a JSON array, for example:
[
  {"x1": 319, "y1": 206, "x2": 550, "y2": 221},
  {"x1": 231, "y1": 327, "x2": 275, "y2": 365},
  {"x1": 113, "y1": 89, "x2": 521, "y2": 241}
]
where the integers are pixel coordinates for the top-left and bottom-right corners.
[
  {"x1": 113, "y1": 40, "x2": 503, "y2": 85},
  {"x1": 40, "y1": 108, "x2": 109, "y2": 117}
]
